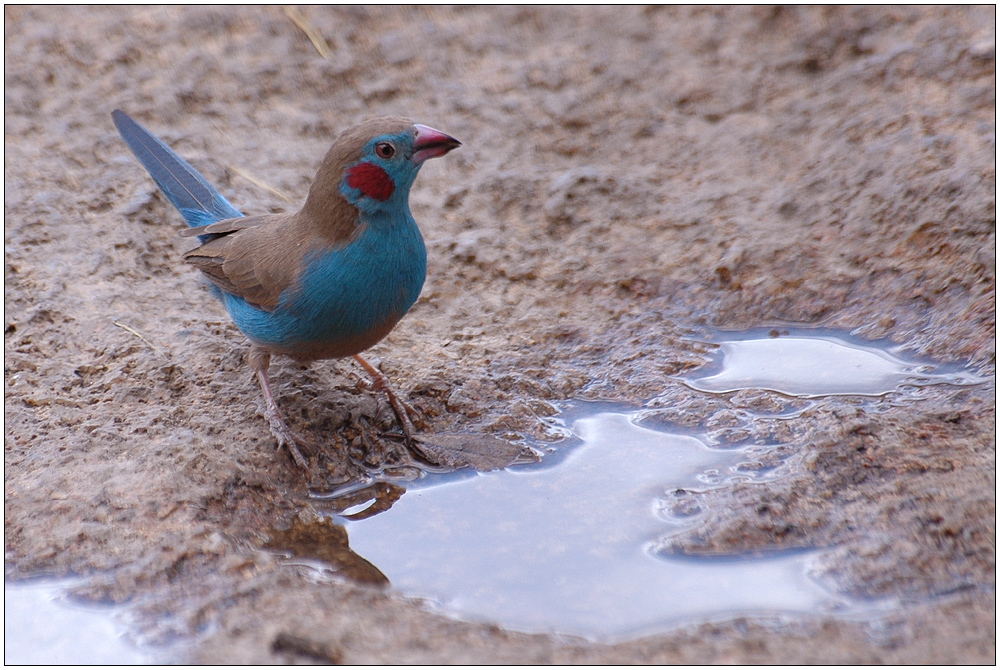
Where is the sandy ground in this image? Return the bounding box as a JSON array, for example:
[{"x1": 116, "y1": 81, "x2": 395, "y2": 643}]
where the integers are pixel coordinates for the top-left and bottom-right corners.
[{"x1": 4, "y1": 6, "x2": 995, "y2": 663}]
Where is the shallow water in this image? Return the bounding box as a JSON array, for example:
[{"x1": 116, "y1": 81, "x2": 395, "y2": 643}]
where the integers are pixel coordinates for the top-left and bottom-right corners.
[
  {"x1": 684, "y1": 328, "x2": 985, "y2": 397},
  {"x1": 4, "y1": 578, "x2": 149, "y2": 665},
  {"x1": 337, "y1": 407, "x2": 866, "y2": 639}
]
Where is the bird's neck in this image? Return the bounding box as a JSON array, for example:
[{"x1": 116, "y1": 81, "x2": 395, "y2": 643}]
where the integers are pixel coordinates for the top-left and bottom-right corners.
[{"x1": 301, "y1": 175, "x2": 352, "y2": 223}]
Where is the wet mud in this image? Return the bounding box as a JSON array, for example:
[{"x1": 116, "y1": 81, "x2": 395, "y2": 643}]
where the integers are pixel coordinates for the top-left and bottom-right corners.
[{"x1": 4, "y1": 6, "x2": 995, "y2": 663}]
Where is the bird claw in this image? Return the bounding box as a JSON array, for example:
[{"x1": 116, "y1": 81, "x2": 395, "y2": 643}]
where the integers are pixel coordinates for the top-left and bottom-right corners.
[
  {"x1": 352, "y1": 355, "x2": 418, "y2": 446},
  {"x1": 384, "y1": 392, "x2": 417, "y2": 446},
  {"x1": 263, "y1": 404, "x2": 310, "y2": 468}
]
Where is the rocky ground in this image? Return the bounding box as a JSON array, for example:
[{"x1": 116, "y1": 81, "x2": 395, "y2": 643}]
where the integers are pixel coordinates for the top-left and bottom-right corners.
[{"x1": 5, "y1": 6, "x2": 995, "y2": 663}]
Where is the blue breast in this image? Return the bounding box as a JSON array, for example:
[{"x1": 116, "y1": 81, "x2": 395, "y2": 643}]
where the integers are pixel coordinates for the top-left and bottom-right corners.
[{"x1": 223, "y1": 211, "x2": 427, "y2": 359}]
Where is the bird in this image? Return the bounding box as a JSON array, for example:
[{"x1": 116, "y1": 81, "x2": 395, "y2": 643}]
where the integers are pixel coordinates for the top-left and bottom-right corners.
[{"x1": 112, "y1": 110, "x2": 461, "y2": 468}]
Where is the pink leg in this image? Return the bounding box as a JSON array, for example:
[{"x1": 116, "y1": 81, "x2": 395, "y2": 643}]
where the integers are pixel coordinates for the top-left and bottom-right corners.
[
  {"x1": 250, "y1": 347, "x2": 308, "y2": 468},
  {"x1": 353, "y1": 354, "x2": 416, "y2": 444}
]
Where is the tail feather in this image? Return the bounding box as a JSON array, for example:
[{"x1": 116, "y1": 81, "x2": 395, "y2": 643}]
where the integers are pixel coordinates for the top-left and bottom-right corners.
[{"x1": 112, "y1": 110, "x2": 243, "y2": 227}]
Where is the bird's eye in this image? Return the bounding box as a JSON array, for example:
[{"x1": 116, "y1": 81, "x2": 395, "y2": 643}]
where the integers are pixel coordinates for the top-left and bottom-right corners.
[{"x1": 375, "y1": 142, "x2": 395, "y2": 159}]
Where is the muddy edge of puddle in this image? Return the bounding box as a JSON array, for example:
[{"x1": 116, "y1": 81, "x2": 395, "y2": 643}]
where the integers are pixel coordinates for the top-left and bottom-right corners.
[{"x1": 4, "y1": 6, "x2": 995, "y2": 664}]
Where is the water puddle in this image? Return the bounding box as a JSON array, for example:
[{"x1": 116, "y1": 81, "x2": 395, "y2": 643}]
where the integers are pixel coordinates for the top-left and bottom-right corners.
[
  {"x1": 313, "y1": 329, "x2": 986, "y2": 639},
  {"x1": 318, "y1": 407, "x2": 869, "y2": 640},
  {"x1": 683, "y1": 328, "x2": 986, "y2": 397},
  {"x1": 4, "y1": 577, "x2": 151, "y2": 664}
]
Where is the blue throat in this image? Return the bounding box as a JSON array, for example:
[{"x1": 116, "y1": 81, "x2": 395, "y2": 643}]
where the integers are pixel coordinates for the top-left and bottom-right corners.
[{"x1": 224, "y1": 209, "x2": 427, "y2": 356}]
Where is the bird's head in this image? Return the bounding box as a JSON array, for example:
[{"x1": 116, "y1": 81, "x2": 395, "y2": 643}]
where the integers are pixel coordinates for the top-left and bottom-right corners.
[{"x1": 305, "y1": 117, "x2": 460, "y2": 219}]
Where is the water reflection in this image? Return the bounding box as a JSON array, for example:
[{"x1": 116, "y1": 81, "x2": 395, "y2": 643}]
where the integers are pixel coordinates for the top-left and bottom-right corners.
[{"x1": 266, "y1": 516, "x2": 388, "y2": 586}]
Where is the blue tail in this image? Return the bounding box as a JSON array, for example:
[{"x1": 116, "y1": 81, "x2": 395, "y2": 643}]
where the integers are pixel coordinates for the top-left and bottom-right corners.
[{"x1": 112, "y1": 110, "x2": 243, "y2": 228}]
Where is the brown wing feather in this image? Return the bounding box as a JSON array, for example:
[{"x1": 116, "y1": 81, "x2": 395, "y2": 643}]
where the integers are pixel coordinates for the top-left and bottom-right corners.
[
  {"x1": 182, "y1": 210, "x2": 363, "y2": 311},
  {"x1": 182, "y1": 214, "x2": 302, "y2": 310},
  {"x1": 179, "y1": 216, "x2": 270, "y2": 239}
]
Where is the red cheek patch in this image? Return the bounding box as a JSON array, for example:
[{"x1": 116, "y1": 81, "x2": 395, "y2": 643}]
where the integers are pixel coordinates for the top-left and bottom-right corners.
[{"x1": 345, "y1": 162, "x2": 395, "y2": 201}]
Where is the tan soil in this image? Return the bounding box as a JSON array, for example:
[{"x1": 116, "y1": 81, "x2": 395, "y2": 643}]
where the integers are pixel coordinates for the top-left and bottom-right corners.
[{"x1": 5, "y1": 6, "x2": 995, "y2": 663}]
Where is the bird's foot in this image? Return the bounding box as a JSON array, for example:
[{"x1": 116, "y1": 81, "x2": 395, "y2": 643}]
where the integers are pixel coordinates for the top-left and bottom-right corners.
[
  {"x1": 252, "y1": 353, "x2": 309, "y2": 469},
  {"x1": 263, "y1": 404, "x2": 310, "y2": 469},
  {"x1": 353, "y1": 355, "x2": 417, "y2": 445}
]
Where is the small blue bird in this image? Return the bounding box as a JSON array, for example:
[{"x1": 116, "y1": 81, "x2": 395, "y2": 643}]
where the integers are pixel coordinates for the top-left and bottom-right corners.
[{"x1": 112, "y1": 110, "x2": 461, "y2": 467}]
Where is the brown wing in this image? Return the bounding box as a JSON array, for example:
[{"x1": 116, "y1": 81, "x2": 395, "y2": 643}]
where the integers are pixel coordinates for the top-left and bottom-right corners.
[
  {"x1": 182, "y1": 210, "x2": 364, "y2": 311},
  {"x1": 179, "y1": 215, "x2": 270, "y2": 240},
  {"x1": 183, "y1": 214, "x2": 306, "y2": 311}
]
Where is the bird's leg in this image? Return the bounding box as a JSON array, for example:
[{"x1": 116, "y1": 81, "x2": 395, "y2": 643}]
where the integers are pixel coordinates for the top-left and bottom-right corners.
[
  {"x1": 352, "y1": 354, "x2": 416, "y2": 444},
  {"x1": 250, "y1": 346, "x2": 308, "y2": 468}
]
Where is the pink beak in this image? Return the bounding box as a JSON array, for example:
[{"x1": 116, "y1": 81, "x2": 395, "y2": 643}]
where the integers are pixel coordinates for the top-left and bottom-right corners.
[{"x1": 412, "y1": 124, "x2": 461, "y2": 164}]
